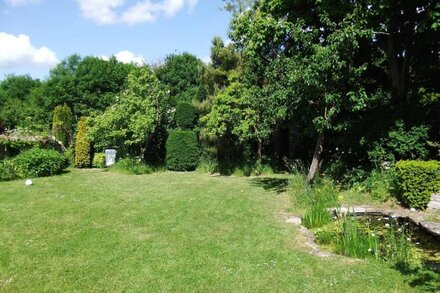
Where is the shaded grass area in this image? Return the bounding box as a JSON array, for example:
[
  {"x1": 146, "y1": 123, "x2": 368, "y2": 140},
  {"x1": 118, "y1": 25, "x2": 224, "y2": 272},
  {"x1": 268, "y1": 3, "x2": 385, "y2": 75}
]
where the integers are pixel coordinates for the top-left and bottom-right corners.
[{"x1": 0, "y1": 170, "x2": 418, "y2": 291}]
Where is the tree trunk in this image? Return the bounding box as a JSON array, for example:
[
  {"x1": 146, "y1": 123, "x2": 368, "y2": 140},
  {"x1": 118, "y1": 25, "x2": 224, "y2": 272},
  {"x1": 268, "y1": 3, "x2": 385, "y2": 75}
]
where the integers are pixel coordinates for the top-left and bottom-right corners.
[
  {"x1": 306, "y1": 131, "x2": 325, "y2": 185},
  {"x1": 256, "y1": 138, "x2": 262, "y2": 161}
]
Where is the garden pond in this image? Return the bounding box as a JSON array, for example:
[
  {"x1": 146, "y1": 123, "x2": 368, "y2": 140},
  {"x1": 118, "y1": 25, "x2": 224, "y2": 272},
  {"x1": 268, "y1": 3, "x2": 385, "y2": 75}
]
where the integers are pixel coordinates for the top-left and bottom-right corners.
[{"x1": 315, "y1": 214, "x2": 440, "y2": 270}]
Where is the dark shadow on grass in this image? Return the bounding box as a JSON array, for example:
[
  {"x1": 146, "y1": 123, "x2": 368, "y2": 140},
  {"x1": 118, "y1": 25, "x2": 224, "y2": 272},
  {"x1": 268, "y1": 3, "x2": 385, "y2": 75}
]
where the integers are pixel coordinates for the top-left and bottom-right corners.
[
  {"x1": 250, "y1": 177, "x2": 289, "y2": 194},
  {"x1": 394, "y1": 262, "x2": 440, "y2": 291}
]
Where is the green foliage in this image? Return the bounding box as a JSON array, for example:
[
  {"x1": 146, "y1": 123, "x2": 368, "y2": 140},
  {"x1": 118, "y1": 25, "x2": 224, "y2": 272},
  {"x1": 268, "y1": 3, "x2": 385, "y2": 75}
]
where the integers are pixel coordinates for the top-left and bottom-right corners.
[
  {"x1": 302, "y1": 203, "x2": 332, "y2": 229},
  {"x1": 88, "y1": 67, "x2": 168, "y2": 159},
  {"x1": 109, "y1": 158, "x2": 152, "y2": 175},
  {"x1": 156, "y1": 53, "x2": 204, "y2": 104},
  {"x1": 201, "y1": 37, "x2": 240, "y2": 97},
  {"x1": 0, "y1": 74, "x2": 43, "y2": 129},
  {"x1": 0, "y1": 159, "x2": 20, "y2": 182},
  {"x1": 92, "y1": 153, "x2": 106, "y2": 168},
  {"x1": 395, "y1": 160, "x2": 440, "y2": 209},
  {"x1": 0, "y1": 138, "x2": 42, "y2": 160},
  {"x1": 201, "y1": 82, "x2": 272, "y2": 161},
  {"x1": 175, "y1": 102, "x2": 197, "y2": 129},
  {"x1": 52, "y1": 104, "x2": 73, "y2": 147},
  {"x1": 361, "y1": 169, "x2": 396, "y2": 202},
  {"x1": 369, "y1": 121, "x2": 430, "y2": 166},
  {"x1": 289, "y1": 176, "x2": 339, "y2": 210},
  {"x1": 14, "y1": 148, "x2": 68, "y2": 178},
  {"x1": 45, "y1": 55, "x2": 135, "y2": 118},
  {"x1": 74, "y1": 117, "x2": 91, "y2": 168},
  {"x1": 166, "y1": 130, "x2": 200, "y2": 171}
]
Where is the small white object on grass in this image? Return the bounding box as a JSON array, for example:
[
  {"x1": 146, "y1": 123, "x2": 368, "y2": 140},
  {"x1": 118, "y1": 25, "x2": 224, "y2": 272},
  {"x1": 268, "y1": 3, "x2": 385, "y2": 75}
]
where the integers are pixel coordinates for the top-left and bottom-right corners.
[{"x1": 25, "y1": 179, "x2": 33, "y2": 186}]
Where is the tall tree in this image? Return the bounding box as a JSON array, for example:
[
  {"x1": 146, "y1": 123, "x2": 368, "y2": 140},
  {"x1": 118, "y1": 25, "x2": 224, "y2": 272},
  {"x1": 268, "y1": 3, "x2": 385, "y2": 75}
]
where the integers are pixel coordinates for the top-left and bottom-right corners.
[
  {"x1": 230, "y1": 0, "x2": 371, "y2": 183},
  {"x1": 155, "y1": 53, "x2": 204, "y2": 104},
  {"x1": 88, "y1": 67, "x2": 169, "y2": 159}
]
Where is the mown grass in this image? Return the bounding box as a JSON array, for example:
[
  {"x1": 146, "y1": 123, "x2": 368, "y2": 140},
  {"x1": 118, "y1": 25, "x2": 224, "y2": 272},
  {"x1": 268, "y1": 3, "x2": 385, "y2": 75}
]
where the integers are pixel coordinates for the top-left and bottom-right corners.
[{"x1": 0, "y1": 170, "x2": 419, "y2": 291}]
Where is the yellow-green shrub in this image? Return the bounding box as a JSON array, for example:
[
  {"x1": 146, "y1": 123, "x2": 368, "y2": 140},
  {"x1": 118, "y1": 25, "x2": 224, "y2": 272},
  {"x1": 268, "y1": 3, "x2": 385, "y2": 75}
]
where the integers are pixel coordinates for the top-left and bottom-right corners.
[
  {"x1": 92, "y1": 153, "x2": 106, "y2": 168},
  {"x1": 396, "y1": 160, "x2": 440, "y2": 209},
  {"x1": 74, "y1": 117, "x2": 91, "y2": 168}
]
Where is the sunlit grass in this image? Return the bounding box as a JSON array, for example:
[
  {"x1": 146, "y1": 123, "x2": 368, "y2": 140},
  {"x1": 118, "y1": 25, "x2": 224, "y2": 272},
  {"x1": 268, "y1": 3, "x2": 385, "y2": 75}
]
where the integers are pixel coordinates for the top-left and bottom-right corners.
[{"x1": 0, "y1": 170, "x2": 417, "y2": 291}]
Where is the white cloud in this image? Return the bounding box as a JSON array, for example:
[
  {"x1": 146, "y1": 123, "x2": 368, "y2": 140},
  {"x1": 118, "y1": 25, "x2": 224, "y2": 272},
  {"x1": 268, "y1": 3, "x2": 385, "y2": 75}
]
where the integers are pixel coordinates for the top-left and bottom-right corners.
[
  {"x1": 0, "y1": 32, "x2": 59, "y2": 68},
  {"x1": 114, "y1": 50, "x2": 145, "y2": 65},
  {"x1": 3, "y1": 0, "x2": 40, "y2": 6},
  {"x1": 76, "y1": 0, "x2": 198, "y2": 25},
  {"x1": 76, "y1": 0, "x2": 125, "y2": 25},
  {"x1": 100, "y1": 50, "x2": 145, "y2": 66},
  {"x1": 121, "y1": 1, "x2": 160, "y2": 25}
]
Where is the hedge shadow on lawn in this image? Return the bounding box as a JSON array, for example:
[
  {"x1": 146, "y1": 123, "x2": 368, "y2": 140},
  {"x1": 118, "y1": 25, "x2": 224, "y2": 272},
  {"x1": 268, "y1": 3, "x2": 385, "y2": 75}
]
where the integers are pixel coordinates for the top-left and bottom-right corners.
[{"x1": 249, "y1": 177, "x2": 289, "y2": 194}]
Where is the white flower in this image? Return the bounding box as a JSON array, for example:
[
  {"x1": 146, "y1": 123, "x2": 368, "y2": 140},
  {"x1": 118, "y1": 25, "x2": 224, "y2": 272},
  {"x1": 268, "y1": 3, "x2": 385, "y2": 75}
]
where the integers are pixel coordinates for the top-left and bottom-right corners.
[
  {"x1": 397, "y1": 228, "x2": 402, "y2": 232},
  {"x1": 385, "y1": 223, "x2": 390, "y2": 228},
  {"x1": 406, "y1": 238, "x2": 411, "y2": 241},
  {"x1": 368, "y1": 248, "x2": 372, "y2": 252},
  {"x1": 25, "y1": 179, "x2": 33, "y2": 186},
  {"x1": 371, "y1": 233, "x2": 376, "y2": 237},
  {"x1": 387, "y1": 245, "x2": 391, "y2": 248}
]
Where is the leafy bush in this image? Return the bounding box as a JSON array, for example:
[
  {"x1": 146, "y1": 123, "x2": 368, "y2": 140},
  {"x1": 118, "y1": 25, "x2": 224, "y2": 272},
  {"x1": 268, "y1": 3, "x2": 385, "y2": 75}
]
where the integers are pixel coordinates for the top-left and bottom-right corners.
[
  {"x1": 0, "y1": 159, "x2": 20, "y2": 181},
  {"x1": 368, "y1": 121, "x2": 430, "y2": 166},
  {"x1": 395, "y1": 160, "x2": 440, "y2": 209},
  {"x1": 74, "y1": 117, "x2": 91, "y2": 168},
  {"x1": 361, "y1": 169, "x2": 396, "y2": 202},
  {"x1": 92, "y1": 153, "x2": 106, "y2": 168},
  {"x1": 14, "y1": 148, "x2": 68, "y2": 178},
  {"x1": 52, "y1": 104, "x2": 74, "y2": 147},
  {"x1": 109, "y1": 158, "x2": 152, "y2": 175},
  {"x1": 175, "y1": 102, "x2": 197, "y2": 129},
  {"x1": 166, "y1": 130, "x2": 200, "y2": 171}
]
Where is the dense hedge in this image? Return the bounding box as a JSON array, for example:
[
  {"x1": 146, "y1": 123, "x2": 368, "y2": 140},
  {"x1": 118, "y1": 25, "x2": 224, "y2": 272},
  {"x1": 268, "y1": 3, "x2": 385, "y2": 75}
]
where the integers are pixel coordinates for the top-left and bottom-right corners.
[
  {"x1": 396, "y1": 160, "x2": 440, "y2": 209},
  {"x1": 14, "y1": 148, "x2": 68, "y2": 178},
  {"x1": 175, "y1": 102, "x2": 197, "y2": 129},
  {"x1": 166, "y1": 130, "x2": 200, "y2": 171},
  {"x1": 52, "y1": 104, "x2": 74, "y2": 147},
  {"x1": 74, "y1": 117, "x2": 91, "y2": 168}
]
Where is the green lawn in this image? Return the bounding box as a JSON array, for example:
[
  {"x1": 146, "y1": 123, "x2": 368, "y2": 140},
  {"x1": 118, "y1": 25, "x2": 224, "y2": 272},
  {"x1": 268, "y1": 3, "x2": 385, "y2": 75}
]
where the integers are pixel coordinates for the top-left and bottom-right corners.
[{"x1": 0, "y1": 170, "x2": 422, "y2": 291}]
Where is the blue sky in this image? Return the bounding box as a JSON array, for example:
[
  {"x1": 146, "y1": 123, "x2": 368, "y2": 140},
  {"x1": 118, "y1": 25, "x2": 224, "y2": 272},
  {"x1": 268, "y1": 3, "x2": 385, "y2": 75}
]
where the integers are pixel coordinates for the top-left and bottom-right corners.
[{"x1": 0, "y1": 0, "x2": 231, "y2": 80}]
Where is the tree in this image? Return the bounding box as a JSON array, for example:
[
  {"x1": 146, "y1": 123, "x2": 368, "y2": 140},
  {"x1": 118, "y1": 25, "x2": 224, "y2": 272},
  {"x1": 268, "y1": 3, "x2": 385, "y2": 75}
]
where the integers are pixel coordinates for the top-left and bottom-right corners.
[
  {"x1": 88, "y1": 67, "x2": 169, "y2": 159},
  {"x1": 201, "y1": 80, "x2": 273, "y2": 161},
  {"x1": 74, "y1": 117, "x2": 91, "y2": 168},
  {"x1": 202, "y1": 37, "x2": 241, "y2": 98},
  {"x1": 230, "y1": 1, "x2": 371, "y2": 183},
  {"x1": 52, "y1": 104, "x2": 74, "y2": 147},
  {"x1": 45, "y1": 55, "x2": 135, "y2": 118},
  {"x1": 0, "y1": 75, "x2": 42, "y2": 129},
  {"x1": 155, "y1": 53, "x2": 204, "y2": 104}
]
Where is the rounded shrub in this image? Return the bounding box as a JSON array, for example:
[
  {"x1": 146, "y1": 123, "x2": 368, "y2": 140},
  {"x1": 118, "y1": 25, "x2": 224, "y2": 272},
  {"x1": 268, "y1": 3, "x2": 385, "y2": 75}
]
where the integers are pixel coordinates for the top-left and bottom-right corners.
[
  {"x1": 396, "y1": 160, "x2": 440, "y2": 209},
  {"x1": 175, "y1": 102, "x2": 197, "y2": 129},
  {"x1": 52, "y1": 104, "x2": 74, "y2": 147},
  {"x1": 166, "y1": 130, "x2": 200, "y2": 171},
  {"x1": 92, "y1": 153, "x2": 106, "y2": 168},
  {"x1": 14, "y1": 148, "x2": 68, "y2": 178},
  {"x1": 74, "y1": 117, "x2": 91, "y2": 168}
]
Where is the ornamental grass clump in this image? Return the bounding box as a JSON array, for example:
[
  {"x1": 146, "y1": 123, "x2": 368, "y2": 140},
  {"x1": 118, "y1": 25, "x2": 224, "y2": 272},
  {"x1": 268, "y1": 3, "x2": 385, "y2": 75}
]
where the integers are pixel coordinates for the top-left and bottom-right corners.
[
  {"x1": 109, "y1": 158, "x2": 152, "y2": 175},
  {"x1": 302, "y1": 203, "x2": 332, "y2": 229}
]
